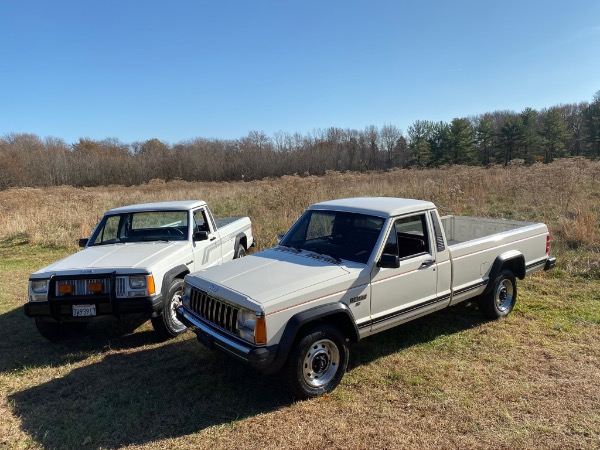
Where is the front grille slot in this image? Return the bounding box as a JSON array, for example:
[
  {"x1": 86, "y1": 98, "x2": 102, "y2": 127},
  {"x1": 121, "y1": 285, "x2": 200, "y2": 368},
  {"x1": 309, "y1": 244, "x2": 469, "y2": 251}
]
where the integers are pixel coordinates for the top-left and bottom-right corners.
[
  {"x1": 189, "y1": 287, "x2": 239, "y2": 334},
  {"x1": 115, "y1": 277, "x2": 126, "y2": 297}
]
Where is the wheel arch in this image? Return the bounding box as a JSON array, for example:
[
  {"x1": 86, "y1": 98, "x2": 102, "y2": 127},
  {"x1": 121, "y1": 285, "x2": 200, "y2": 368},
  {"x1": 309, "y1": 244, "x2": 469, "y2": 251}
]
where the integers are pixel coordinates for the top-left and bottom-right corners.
[
  {"x1": 234, "y1": 232, "x2": 248, "y2": 251},
  {"x1": 484, "y1": 250, "x2": 525, "y2": 294},
  {"x1": 269, "y1": 302, "x2": 359, "y2": 373},
  {"x1": 156, "y1": 265, "x2": 189, "y2": 314}
]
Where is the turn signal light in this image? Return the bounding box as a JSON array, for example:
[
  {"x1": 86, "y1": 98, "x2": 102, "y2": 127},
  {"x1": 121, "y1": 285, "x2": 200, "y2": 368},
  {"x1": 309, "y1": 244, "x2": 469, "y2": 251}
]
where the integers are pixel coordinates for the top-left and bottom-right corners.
[
  {"x1": 147, "y1": 275, "x2": 156, "y2": 295},
  {"x1": 58, "y1": 284, "x2": 74, "y2": 295},
  {"x1": 88, "y1": 282, "x2": 103, "y2": 293},
  {"x1": 254, "y1": 316, "x2": 267, "y2": 345},
  {"x1": 546, "y1": 235, "x2": 551, "y2": 254}
]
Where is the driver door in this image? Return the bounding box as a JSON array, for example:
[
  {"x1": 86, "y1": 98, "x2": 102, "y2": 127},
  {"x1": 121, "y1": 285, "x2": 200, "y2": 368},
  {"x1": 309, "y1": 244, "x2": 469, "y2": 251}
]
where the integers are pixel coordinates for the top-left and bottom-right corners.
[
  {"x1": 369, "y1": 213, "x2": 439, "y2": 333},
  {"x1": 191, "y1": 208, "x2": 222, "y2": 271}
]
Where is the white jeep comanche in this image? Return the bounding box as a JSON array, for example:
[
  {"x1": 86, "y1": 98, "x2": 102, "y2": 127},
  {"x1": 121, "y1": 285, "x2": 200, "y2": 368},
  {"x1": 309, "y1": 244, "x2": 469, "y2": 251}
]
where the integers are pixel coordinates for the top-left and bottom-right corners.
[
  {"x1": 25, "y1": 200, "x2": 253, "y2": 340},
  {"x1": 177, "y1": 197, "x2": 555, "y2": 398}
]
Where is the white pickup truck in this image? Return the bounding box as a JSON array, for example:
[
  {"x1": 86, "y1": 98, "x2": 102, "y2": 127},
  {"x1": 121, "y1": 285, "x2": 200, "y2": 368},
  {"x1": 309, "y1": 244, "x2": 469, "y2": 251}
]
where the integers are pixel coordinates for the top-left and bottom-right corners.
[
  {"x1": 25, "y1": 200, "x2": 253, "y2": 340},
  {"x1": 177, "y1": 197, "x2": 555, "y2": 399}
]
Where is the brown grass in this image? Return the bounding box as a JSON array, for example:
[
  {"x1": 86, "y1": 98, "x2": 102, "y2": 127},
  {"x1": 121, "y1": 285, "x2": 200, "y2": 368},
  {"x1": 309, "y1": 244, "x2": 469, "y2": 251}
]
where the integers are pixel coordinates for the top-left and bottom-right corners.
[
  {"x1": 1, "y1": 159, "x2": 599, "y2": 449},
  {"x1": 1, "y1": 158, "x2": 600, "y2": 252}
]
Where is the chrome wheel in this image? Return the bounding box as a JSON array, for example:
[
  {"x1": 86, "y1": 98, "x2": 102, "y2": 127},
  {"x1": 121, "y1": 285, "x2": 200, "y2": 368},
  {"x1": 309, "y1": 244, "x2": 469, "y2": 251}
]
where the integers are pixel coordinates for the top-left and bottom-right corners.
[
  {"x1": 302, "y1": 339, "x2": 340, "y2": 388},
  {"x1": 169, "y1": 289, "x2": 184, "y2": 327},
  {"x1": 495, "y1": 279, "x2": 514, "y2": 312}
]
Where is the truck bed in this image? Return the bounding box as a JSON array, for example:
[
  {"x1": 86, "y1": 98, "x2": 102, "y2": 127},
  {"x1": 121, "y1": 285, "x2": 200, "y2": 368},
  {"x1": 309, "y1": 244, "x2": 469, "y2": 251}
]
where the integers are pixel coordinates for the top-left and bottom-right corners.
[
  {"x1": 440, "y1": 215, "x2": 550, "y2": 306},
  {"x1": 215, "y1": 217, "x2": 245, "y2": 229},
  {"x1": 440, "y1": 215, "x2": 537, "y2": 246}
]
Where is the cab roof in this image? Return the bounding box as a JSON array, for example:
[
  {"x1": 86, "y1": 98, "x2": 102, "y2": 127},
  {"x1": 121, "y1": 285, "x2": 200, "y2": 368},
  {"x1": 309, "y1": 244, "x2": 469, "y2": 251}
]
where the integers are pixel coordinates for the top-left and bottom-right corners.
[
  {"x1": 309, "y1": 197, "x2": 435, "y2": 218},
  {"x1": 105, "y1": 200, "x2": 206, "y2": 215}
]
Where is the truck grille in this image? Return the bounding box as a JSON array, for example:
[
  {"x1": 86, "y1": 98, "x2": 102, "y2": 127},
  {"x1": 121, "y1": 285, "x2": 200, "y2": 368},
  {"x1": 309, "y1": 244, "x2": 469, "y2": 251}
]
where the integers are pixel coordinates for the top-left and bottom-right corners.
[
  {"x1": 55, "y1": 278, "x2": 110, "y2": 297},
  {"x1": 188, "y1": 287, "x2": 239, "y2": 334},
  {"x1": 115, "y1": 277, "x2": 126, "y2": 297}
]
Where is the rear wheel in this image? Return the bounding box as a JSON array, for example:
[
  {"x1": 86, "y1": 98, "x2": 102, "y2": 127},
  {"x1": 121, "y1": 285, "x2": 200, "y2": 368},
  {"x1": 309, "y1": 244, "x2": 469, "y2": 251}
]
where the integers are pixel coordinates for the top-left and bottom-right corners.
[
  {"x1": 151, "y1": 279, "x2": 187, "y2": 339},
  {"x1": 234, "y1": 243, "x2": 246, "y2": 259},
  {"x1": 284, "y1": 324, "x2": 348, "y2": 399},
  {"x1": 479, "y1": 269, "x2": 517, "y2": 319}
]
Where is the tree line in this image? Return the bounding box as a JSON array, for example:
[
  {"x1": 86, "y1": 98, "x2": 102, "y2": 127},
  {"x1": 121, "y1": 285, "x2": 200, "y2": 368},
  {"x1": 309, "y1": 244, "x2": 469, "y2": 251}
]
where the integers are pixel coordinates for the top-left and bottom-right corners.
[{"x1": 1, "y1": 92, "x2": 599, "y2": 189}]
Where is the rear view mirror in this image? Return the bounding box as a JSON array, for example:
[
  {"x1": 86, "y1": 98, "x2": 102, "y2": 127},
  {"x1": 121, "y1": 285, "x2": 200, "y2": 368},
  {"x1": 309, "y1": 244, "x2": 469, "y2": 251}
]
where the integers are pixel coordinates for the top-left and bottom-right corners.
[{"x1": 378, "y1": 253, "x2": 399, "y2": 269}]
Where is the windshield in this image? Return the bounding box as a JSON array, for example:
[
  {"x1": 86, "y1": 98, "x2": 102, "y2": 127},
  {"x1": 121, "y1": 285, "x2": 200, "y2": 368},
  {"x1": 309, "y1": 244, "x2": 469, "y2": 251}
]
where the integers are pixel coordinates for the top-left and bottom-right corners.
[
  {"x1": 89, "y1": 211, "x2": 189, "y2": 245},
  {"x1": 280, "y1": 209, "x2": 385, "y2": 264}
]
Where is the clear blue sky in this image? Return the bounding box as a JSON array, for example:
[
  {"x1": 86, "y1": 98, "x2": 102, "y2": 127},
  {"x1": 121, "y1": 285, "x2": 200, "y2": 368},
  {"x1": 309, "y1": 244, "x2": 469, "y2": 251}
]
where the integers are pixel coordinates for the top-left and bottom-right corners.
[{"x1": 1, "y1": 1, "x2": 599, "y2": 145}]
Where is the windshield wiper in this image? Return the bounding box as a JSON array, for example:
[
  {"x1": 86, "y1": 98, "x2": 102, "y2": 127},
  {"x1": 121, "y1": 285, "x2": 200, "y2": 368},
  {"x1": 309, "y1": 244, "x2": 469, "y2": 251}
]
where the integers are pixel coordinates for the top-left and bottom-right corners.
[
  {"x1": 141, "y1": 237, "x2": 170, "y2": 242},
  {"x1": 279, "y1": 243, "x2": 301, "y2": 253},
  {"x1": 306, "y1": 248, "x2": 342, "y2": 264}
]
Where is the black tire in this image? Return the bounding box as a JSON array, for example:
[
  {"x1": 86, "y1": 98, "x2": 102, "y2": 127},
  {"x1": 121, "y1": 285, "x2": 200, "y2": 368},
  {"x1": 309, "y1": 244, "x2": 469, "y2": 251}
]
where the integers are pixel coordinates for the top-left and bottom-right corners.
[
  {"x1": 35, "y1": 318, "x2": 87, "y2": 341},
  {"x1": 284, "y1": 324, "x2": 349, "y2": 399},
  {"x1": 479, "y1": 269, "x2": 518, "y2": 320},
  {"x1": 151, "y1": 279, "x2": 187, "y2": 339},
  {"x1": 234, "y1": 243, "x2": 246, "y2": 259}
]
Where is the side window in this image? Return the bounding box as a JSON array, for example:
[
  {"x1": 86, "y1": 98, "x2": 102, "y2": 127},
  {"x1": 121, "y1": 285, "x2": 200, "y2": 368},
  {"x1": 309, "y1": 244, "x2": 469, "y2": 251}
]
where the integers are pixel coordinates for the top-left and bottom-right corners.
[
  {"x1": 429, "y1": 211, "x2": 446, "y2": 252},
  {"x1": 193, "y1": 209, "x2": 210, "y2": 232},
  {"x1": 382, "y1": 223, "x2": 398, "y2": 255},
  {"x1": 384, "y1": 214, "x2": 430, "y2": 259}
]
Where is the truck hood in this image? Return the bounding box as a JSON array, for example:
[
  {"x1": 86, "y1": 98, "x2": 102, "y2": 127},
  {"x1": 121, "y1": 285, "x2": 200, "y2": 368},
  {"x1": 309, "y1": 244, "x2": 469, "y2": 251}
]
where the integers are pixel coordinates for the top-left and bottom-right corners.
[
  {"x1": 189, "y1": 247, "x2": 354, "y2": 305},
  {"x1": 32, "y1": 242, "x2": 183, "y2": 276}
]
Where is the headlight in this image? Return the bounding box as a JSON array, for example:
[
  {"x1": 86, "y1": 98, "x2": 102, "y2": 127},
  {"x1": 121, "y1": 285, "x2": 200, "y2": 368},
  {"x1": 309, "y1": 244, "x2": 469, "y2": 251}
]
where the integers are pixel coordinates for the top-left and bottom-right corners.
[
  {"x1": 31, "y1": 280, "x2": 49, "y2": 293},
  {"x1": 129, "y1": 276, "x2": 147, "y2": 289},
  {"x1": 29, "y1": 280, "x2": 49, "y2": 302},
  {"x1": 117, "y1": 275, "x2": 155, "y2": 298},
  {"x1": 236, "y1": 309, "x2": 266, "y2": 345},
  {"x1": 238, "y1": 310, "x2": 256, "y2": 330}
]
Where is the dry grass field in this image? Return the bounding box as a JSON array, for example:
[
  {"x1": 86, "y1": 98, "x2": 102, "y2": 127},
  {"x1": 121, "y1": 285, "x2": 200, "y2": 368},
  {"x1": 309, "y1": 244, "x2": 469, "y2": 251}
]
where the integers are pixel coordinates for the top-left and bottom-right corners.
[{"x1": 0, "y1": 159, "x2": 599, "y2": 449}]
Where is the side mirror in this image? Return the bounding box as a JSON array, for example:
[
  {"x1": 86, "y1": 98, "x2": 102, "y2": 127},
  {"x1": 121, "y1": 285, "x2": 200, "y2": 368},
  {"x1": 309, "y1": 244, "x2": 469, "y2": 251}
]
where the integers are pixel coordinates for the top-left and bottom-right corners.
[
  {"x1": 277, "y1": 233, "x2": 285, "y2": 243},
  {"x1": 378, "y1": 253, "x2": 399, "y2": 269},
  {"x1": 194, "y1": 230, "x2": 209, "y2": 241},
  {"x1": 78, "y1": 238, "x2": 89, "y2": 248}
]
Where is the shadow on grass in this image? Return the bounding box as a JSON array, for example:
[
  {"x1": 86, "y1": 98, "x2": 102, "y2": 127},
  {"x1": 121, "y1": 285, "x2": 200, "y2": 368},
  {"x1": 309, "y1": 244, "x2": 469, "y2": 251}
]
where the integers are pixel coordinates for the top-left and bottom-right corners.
[
  {"x1": 9, "y1": 338, "x2": 288, "y2": 449},
  {"x1": 349, "y1": 301, "x2": 487, "y2": 369},
  {"x1": 8, "y1": 302, "x2": 487, "y2": 448},
  {"x1": 0, "y1": 306, "x2": 160, "y2": 373}
]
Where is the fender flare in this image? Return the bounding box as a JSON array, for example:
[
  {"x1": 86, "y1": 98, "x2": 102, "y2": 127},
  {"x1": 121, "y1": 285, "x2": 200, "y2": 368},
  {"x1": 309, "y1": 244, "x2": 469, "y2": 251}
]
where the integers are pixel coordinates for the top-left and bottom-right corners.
[
  {"x1": 268, "y1": 302, "x2": 359, "y2": 373},
  {"x1": 154, "y1": 264, "x2": 190, "y2": 316},
  {"x1": 484, "y1": 250, "x2": 525, "y2": 294},
  {"x1": 234, "y1": 232, "x2": 247, "y2": 251}
]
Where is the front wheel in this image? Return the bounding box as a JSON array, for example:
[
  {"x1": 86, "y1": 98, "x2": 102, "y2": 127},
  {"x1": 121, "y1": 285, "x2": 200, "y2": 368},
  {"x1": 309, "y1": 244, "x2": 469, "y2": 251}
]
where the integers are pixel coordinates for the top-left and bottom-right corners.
[
  {"x1": 151, "y1": 279, "x2": 187, "y2": 339},
  {"x1": 479, "y1": 269, "x2": 518, "y2": 319},
  {"x1": 284, "y1": 324, "x2": 349, "y2": 399}
]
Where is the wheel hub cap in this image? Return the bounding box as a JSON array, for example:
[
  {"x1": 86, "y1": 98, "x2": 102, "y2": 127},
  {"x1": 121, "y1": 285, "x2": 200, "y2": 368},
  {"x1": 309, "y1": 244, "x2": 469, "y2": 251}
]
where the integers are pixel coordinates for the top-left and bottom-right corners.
[
  {"x1": 312, "y1": 353, "x2": 329, "y2": 374},
  {"x1": 302, "y1": 339, "x2": 340, "y2": 388},
  {"x1": 495, "y1": 280, "x2": 513, "y2": 311}
]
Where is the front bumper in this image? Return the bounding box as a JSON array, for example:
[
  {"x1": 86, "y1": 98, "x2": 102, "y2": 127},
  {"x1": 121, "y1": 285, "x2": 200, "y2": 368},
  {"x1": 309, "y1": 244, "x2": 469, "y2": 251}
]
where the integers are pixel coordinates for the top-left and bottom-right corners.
[
  {"x1": 176, "y1": 306, "x2": 278, "y2": 373},
  {"x1": 24, "y1": 295, "x2": 163, "y2": 322}
]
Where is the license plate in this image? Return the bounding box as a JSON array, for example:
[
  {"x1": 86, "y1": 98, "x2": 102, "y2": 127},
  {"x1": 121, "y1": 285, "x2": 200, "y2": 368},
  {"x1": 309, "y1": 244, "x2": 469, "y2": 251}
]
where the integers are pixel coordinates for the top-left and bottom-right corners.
[{"x1": 73, "y1": 304, "x2": 96, "y2": 317}]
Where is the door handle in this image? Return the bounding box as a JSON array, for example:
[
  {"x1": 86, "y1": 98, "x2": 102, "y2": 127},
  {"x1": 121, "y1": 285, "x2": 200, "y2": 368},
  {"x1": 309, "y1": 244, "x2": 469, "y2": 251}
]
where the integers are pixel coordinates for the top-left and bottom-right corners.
[
  {"x1": 419, "y1": 259, "x2": 436, "y2": 269},
  {"x1": 210, "y1": 237, "x2": 216, "y2": 241}
]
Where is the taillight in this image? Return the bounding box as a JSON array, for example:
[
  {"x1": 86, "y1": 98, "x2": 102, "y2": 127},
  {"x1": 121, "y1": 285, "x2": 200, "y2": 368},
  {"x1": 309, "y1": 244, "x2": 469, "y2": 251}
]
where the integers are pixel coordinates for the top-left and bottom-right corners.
[{"x1": 546, "y1": 235, "x2": 550, "y2": 254}]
